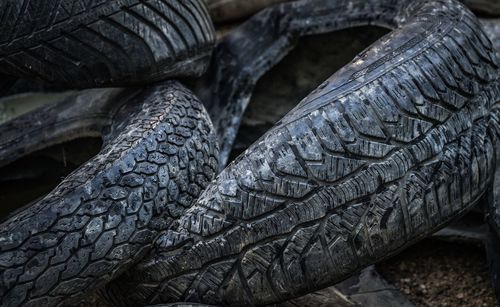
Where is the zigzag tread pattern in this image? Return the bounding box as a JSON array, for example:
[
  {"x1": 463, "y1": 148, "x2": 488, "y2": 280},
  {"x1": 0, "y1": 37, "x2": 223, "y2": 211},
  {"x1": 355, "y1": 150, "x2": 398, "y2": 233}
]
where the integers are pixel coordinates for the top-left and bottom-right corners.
[
  {"x1": 0, "y1": 82, "x2": 219, "y2": 307},
  {"x1": 102, "y1": 0, "x2": 500, "y2": 306},
  {"x1": 0, "y1": 0, "x2": 216, "y2": 88}
]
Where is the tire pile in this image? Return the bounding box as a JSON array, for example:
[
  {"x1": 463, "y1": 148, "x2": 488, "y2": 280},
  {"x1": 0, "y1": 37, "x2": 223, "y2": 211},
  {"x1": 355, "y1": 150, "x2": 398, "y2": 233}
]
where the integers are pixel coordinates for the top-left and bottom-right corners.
[{"x1": 0, "y1": 0, "x2": 499, "y2": 306}]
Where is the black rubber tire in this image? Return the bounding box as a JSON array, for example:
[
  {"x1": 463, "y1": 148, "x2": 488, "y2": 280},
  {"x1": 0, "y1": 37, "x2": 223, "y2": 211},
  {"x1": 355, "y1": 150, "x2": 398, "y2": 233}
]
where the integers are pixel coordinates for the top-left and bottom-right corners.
[
  {"x1": 0, "y1": 77, "x2": 62, "y2": 100},
  {"x1": 0, "y1": 81, "x2": 219, "y2": 307},
  {"x1": 0, "y1": 0, "x2": 216, "y2": 89},
  {"x1": 206, "y1": 0, "x2": 288, "y2": 24},
  {"x1": 205, "y1": 4, "x2": 498, "y2": 171},
  {"x1": 103, "y1": 0, "x2": 500, "y2": 305},
  {"x1": 482, "y1": 18, "x2": 500, "y2": 52}
]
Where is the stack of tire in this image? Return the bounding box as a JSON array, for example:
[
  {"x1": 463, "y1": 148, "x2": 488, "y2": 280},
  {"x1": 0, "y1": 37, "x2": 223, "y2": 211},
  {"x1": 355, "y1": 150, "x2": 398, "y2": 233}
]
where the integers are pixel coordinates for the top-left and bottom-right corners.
[{"x1": 0, "y1": 0, "x2": 499, "y2": 306}]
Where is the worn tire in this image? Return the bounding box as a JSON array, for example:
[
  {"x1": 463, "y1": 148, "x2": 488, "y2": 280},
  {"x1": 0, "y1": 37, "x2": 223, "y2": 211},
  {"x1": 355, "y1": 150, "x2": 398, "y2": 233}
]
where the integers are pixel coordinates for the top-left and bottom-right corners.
[
  {"x1": 0, "y1": 0, "x2": 216, "y2": 88},
  {"x1": 0, "y1": 82, "x2": 219, "y2": 307},
  {"x1": 206, "y1": 2, "x2": 500, "y2": 170},
  {"x1": 482, "y1": 18, "x2": 500, "y2": 52},
  {"x1": 103, "y1": 0, "x2": 500, "y2": 305},
  {"x1": 487, "y1": 173, "x2": 500, "y2": 302},
  {"x1": 205, "y1": 0, "x2": 500, "y2": 23},
  {"x1": 484, "y1": 18, "x2": 500, "y2": 302},
  {"x1": 487, "y1": 135, "x2": 500, "y2": 302},
  {"x1": 206, "y1": 0, "x2": 289, "y2": 23}
]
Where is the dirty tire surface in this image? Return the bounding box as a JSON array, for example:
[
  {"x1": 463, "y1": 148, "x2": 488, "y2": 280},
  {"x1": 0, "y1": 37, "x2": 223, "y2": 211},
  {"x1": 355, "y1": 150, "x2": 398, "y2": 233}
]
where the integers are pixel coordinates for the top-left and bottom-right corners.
[
  {"x1": 102, "y1": 0, "x2": 500, "y2": 305},
  {"x1": 0, "y1": 81, "x2": 219, "y2": 307},
  {"x1": 481, "y1": 18, "x2": 500, "y2": 53},
  {"x1": 206, "y1": 0, "x2": 289, "y2": 23},
  {"x1": 0, "y1": 0, "x2": 216, "y2": 88}
]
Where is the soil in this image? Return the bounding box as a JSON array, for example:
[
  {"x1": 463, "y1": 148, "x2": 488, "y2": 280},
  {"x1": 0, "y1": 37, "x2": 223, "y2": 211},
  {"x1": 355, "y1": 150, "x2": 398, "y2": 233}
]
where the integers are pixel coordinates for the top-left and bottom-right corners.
[{"x1": 378, "y1": 238, "x2": 499, "y2": 307}]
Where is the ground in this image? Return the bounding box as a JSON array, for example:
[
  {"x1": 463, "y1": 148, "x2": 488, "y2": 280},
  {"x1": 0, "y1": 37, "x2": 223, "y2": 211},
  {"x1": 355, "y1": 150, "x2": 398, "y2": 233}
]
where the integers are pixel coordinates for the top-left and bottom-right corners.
[{"x1": 379, "y1": 238, "x2": 497, "y2": 306}]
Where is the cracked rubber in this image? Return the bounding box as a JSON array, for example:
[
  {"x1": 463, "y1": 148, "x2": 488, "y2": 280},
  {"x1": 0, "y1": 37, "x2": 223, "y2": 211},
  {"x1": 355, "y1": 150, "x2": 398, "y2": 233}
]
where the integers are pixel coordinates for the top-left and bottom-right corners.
[
  {"x1": 102, "y1": 0, "x2": 500, "y2": 305},
  {"x1": 0, "y1": 81, "x2": 219, "y2": 307},
  {"x1": 0, "y1": 0, "x2": 216, "y2": 88}
]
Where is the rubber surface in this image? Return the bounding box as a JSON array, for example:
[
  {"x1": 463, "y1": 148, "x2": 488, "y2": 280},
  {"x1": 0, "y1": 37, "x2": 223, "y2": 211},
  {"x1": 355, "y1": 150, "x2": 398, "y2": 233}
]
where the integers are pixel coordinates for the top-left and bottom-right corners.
[
  {"x1": 487, "y1": 142, "x2": 500, "y2": 302},
  {"x1": 0, "y1": 82, "x2": 219, "y2": 306},
  {"x1": 481, "y1": 18, "x2": 500, "y2": 52},
  {"x1": 206, "y1": 0, "x2": 288, "y2": 23},
  {"x1": 0, "y1": 0, "x2": 216, "y2": 88},
  {"x1": 484, "y1": 19, "x2": 500, "y2": 302},
  {"x1": 487, "y1": 189, "x2": 500, "y2": 303},
  {"x1": 205, "y1": 1, "x2": 500, "y2": 170},
  {"x1": 103, "y1": 0, "x2": 500, "y2": 305}
]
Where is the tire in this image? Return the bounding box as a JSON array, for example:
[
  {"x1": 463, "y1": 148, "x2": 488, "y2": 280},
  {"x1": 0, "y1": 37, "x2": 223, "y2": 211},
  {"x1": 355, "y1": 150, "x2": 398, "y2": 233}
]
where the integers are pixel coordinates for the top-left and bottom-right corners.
[
  {"x1": 204, "y1": 1, "x2": 499, "y2": 169},
  {"x1": 484, "y1": 20, "x2": 500, "y2": 303},
  {"x1": 481, "y1": 18, "x2": 500, "y2": 52},
  {"x1": 0, "y1": 81, "x2": 219, "y2": 307},
  {"x1": 487, "y1": 149, "x2": 500, "y2": 302},
  {"x1": 103, "y1": 0, "x2": 500, "y2": 305},
  {"x1": 206, "y1": 0, "x2": 289, "y2": 23},
  {"x1": 0, "y1": 0, "x2": 216, "y2": 89},
  {"x1": 0, "y1": 77, "x2": 70, "y2": 99},
  {"x1": 488, "y1": 127, "x2": 500, "y2": 242}
]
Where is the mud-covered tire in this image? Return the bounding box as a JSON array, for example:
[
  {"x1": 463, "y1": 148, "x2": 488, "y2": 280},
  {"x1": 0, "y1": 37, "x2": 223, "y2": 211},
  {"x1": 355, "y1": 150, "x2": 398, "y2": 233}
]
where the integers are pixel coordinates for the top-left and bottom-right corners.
[
  {"x1": 103, "y1": 0, "x2": 500, "y2": 305},
  {"x1": 0, "y1": 0, "x2": 216, "y2": 88},
  {"x1": 0, "y1": 82, "x2": 219, "y2": 307}
]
